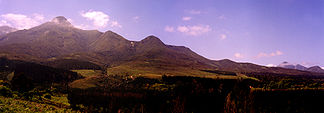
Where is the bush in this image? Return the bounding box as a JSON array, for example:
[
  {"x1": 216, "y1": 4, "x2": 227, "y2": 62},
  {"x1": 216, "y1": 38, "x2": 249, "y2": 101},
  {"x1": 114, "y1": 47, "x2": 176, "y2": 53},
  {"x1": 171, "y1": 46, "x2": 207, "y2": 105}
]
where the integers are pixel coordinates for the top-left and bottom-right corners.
[
  {"x1": 44, "y1": 94, "x2": 51, "y2": 99},
  {"x1": 0, "y1": 86, "x2": 13, "y2": 97}
]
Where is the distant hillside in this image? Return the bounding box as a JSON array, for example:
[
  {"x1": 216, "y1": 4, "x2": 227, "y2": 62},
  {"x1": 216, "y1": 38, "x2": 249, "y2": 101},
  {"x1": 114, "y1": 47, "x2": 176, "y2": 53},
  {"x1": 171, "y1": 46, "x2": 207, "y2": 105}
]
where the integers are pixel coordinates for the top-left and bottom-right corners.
[
  {"x1": 307, "y1": 66, "x2": 324, "y2": 73},
  {"x1": 278, "y1": 62, "x2": 324, "y2": 73},
  {"x1": 0, "y1": 26, "x2": 17, "y2": 36}
]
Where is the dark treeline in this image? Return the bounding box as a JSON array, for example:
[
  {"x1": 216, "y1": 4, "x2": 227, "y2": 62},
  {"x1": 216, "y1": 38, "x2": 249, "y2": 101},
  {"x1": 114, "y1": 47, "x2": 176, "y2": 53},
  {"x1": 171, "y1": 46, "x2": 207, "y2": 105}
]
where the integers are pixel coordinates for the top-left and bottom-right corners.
[
  {"x1": 244, "y1": 72, "x2": 324, "y2": 89},
  {"x1": 249, "y1": 89, "x2": 324, "y2": 113},
  {"x1": 43, "y1": 59, "x2": 103, "y2": 70},
  {"x1": 200, "y1": 69, "x2": 237, "y2": 76},
  {"x1": 68, "y1": 75, "x2": 252, "y2": 113},
  {"x1": 69, "y1": 74, "x2": 324, "y2": 113},
  {"x1": 0, "y1": 57, "x2": 83, "y2": 92}
]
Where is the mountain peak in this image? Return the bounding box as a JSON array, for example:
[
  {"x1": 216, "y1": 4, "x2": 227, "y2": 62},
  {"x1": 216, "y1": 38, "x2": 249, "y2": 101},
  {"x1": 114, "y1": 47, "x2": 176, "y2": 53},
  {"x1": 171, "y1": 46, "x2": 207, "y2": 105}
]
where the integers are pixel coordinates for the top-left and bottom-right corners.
[
  {"x1": 218, "y1": 59, "x2": 236, "y2": 64},
  {"x1": 296, "y1": 64, "x2": 307, "y2": 70},
  {"x1": 145, "y1": 35, "x2": 159, "y2": 40},
  {"x1": 278, "y1": 62, "x2": 324, "y2": 73},
  {"x1": 51, "y1": 16, "x2": 72, "y2": 26},
  {"x1": 102, "y1": 30, "x2": 128, "y2": 40},
  {"x1": 282, "y1": 61, "x2": 289, "y2": 64},
  {"x1": 309, "y1": 66, "x2": 322, "y2": 69},
  {"x1": 141, "y1": 35, "x2": 164, "y2": 45},
  {"x1": 307, "y1": 66, "x2": 324, "y2": 73},
  {"x1": 279, "y1": 61, "x2": 293, "y2": 66}
]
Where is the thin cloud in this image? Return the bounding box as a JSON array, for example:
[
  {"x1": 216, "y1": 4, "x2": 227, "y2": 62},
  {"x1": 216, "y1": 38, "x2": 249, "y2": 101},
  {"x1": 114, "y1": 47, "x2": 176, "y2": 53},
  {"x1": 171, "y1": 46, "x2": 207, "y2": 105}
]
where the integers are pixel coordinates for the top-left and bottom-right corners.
[
  {"x1": 33, "y1": 13, "x2": 45, "y2": 21},
  {"x1": 111, "y1": 21, "x2": 122, "y2": 28},
  {"x1": 182, "y1": 16, "x2": 192, "y2": 21},
  {"x1": 234, "y1": 53, "x2": 244, "y2": 59},
  {"x1": 0, "y1": 13, "x2": 45, "y2": 29},
  {"x1": 219, "y1": 34, "x2": 227, "y2": 40},
  {"x1": 81, "y1": 10, "x2": 110, "y2": 28},
  {"x1": 177, "y1": 25, "x2": 211, "y2": 36},
  {"x1": 67, "y1": 18, "x2": 89, "y2": 29},
  {"x1": 177, "y1": 26, "x2": 189, "y2": 32},
  {"x1": 0, "y1": 20, "x2": 10, "y2": 26},
  {"x1": 74, "y1": 24, "x2": 90, "y2": 30},
  {"x1": 164, "y1": 26, "x2": 174, "y2": 32},
  {"x1": 133, "y1": 16, "x2": 140, "y2": 22},
  {"x1": 188, "y1": 10, "x2": 202, "y2": 14},
  {"x1": 218, "y1": 15, "x2": 226, "y2": 20},
  {"x1": 80, "y1": 10, "x2": 122, "y2": 29},
  {"x1": 215, "y1": 29, "x2": 230, "y2": 40},
  {"x1": 266, "y1": 64, "x2": 277, "y2": 67},
  {"x1": 67, "y1": 18, "x2": 73, "y2": 23},
  {"x1": 257, "y1": 50, "x2": 283, "y2": 58}
]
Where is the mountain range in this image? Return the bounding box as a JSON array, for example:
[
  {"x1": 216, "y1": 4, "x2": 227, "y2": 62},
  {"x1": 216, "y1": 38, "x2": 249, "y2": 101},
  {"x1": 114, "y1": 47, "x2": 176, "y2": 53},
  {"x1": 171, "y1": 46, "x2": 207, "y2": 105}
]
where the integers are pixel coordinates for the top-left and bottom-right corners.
[
  {"x1": 278, "y1": 62, "x2": 324, "y2": 73},
  {"x1": 0, "y1": 16, "x2": 323, "y2": 77}
]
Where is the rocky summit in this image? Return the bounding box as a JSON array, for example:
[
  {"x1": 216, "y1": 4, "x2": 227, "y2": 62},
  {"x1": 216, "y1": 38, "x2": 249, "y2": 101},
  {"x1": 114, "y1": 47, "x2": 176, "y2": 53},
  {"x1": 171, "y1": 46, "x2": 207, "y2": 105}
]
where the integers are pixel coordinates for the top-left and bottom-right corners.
[{"x1": 51, "y1": 16, "x2": 73, "y2": 26}]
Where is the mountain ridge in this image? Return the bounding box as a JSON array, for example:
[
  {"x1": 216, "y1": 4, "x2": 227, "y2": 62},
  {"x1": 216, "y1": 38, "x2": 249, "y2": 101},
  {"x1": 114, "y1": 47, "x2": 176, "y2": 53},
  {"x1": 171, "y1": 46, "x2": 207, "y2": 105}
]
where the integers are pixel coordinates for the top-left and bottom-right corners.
[
  {"x1": 0, "y1": 16, "x2": 323, "y2": 76},
  {"x1": 278, "y1": 61, "x2": 324, "y2": 73}
]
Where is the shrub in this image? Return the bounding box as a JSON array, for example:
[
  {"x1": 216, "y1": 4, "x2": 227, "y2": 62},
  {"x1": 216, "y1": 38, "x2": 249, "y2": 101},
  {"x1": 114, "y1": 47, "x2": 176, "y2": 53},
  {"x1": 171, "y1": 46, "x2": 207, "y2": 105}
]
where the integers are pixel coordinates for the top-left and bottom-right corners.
[
  {"x1": 0, "y1": 86, "x2": 13, "y2": 97},
  {"x1": 44, "y1": 94, "x2": 51, "y2": 99}
]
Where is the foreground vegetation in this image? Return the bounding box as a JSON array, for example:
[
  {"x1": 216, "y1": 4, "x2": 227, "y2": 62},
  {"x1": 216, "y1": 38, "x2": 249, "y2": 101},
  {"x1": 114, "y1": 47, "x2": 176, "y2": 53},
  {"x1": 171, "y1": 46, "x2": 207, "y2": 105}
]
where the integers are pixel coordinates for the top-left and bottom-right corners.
[
  {"x1": 246, "y1": 72, "x2": 324, "y2": 89},
  {"x1": 0, "y1": 96, "x2": 76, "y2": 113},
  {"x1": 0, "y1": 80, "x2": 79, "y2": 112},
  {"x1": 249, "y1": 88, "x2": 324, "y2": 113},
  {"x1": 1, "y1": 59, "x2": 324, "y2": 113},
  {"x1": 69, "y1": 75, "x2": 251, "y2": 113}
]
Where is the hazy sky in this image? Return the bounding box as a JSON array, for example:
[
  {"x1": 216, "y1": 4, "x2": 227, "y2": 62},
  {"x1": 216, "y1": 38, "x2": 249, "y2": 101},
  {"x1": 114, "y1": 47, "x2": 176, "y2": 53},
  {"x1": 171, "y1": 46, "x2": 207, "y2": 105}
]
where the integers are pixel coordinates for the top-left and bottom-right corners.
[{"x1": 0, "y1": 0, "x2": 323, "y2": 67}]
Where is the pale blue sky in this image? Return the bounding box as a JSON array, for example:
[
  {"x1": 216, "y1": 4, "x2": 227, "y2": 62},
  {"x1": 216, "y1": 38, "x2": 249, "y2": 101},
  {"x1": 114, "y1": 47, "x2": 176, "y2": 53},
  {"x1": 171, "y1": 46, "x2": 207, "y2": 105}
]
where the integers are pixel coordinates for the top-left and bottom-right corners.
[{"x1": 0, "y1": 0, "x2": 323, "y2": 67}]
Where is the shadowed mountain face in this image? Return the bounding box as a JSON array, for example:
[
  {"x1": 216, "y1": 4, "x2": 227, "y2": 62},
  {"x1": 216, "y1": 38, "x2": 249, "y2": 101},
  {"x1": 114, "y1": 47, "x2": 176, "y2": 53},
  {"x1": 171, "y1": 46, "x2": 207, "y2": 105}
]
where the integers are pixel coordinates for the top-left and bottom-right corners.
[
  {"x1": 278, "y1": 62, "x2": 324, "y2": 73},
  {"x1": 0, "y1": 16, "x2": 323, "y2": 76},
  {"x1": 307, "y1": 66, "x2": 324, "y2": 73},
  {"x1": 278, "y1": 62, "x2": 307, "y2": 70},
  {"x1": 0, "y1": 16, "x2": 102, "y2": 59}
]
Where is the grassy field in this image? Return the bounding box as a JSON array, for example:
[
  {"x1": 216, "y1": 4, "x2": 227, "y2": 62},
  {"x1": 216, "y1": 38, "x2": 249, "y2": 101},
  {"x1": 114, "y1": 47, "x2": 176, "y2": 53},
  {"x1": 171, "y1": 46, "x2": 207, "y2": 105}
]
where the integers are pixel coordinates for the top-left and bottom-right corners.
[
  {"x1": 107, "y1": 62, "x2": 226, "y2": 77},
  {"x1": 71, "y1": 69, "x2": 102, "y2": 77},
  {"x1": 0, "y1": 96, "x2": 79, "y2": 113}
]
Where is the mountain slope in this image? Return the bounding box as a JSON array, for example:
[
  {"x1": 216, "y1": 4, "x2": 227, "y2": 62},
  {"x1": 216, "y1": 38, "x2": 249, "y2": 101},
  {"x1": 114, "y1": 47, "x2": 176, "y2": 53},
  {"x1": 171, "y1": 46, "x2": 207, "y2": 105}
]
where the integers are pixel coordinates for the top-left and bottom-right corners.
[
  {"x1": 0, "y1": 16, "x2": 102, "y2": 59},
  {"x1": 0, "y1": 26, "x2": 17, "y2": 36},
  {"x1": 0, "y1": 17, "x2": 216, "y2": 76},
  {"x1": 0, "y1": 16, "x2": 323, "y2": 77},
  {"x1": 278, "y1": 62, "x2": 307, "y2": 70},
  {"x1": 89, "y1": 30, "x2": 131, "y2": 52},
  {"x1": 307, "y1": 66, "x2": 324, "y2": 73}
]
